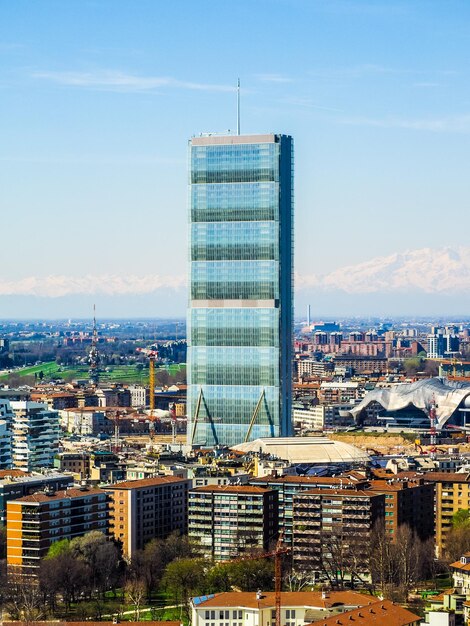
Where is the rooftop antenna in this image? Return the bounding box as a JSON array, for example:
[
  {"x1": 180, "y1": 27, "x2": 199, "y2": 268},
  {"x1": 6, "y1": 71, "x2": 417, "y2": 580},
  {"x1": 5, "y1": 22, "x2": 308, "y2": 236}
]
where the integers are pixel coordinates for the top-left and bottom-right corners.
[{"x1": 237, "y1": 78, "x2": 240, "y2": 135}]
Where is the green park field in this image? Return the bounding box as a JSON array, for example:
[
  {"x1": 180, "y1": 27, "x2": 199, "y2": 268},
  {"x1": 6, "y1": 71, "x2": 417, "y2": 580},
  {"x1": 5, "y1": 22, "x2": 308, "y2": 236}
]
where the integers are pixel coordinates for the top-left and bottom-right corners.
[{"x1": 0, "y1": 362, "x2": 186, "y2": 385}]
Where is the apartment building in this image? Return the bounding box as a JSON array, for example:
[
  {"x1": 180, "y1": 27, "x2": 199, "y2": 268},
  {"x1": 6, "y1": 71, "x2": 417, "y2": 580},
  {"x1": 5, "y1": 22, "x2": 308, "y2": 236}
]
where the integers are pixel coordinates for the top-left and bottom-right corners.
[
  {"x1": 188, "y1": 485, "x2": 278, "y2": 561},
  {"x1": 104, "y1": 476, "x2": 190, "y2": 558},
  {"x1": 250, "y1": 476, "x2": 369, "y2": 548},
  {"x1": 292, "y1": 489, "x2": 385, "y2": 580},
  {"x1": 191, "y1": 591, "x2": 378, "y2": 626},
  {"x1": 424, "y1": 472, "x2": 470, "y2": 557},
  {"x1": 0, "y1": 420, "x2": 12, "y2": 469},
  {"x1": 10, "y1": 401, "x2": 60, "y2": 470},
  {"x1": 318, "y1": 382, "x2": 361, "y2": 404},
  {"x1": 368, "y1": 477, "x2": 435, "y2": 541},
  {"x1": 7, "y1": 487, "x2": 109, "y2": 574},
  {"x1": 0, "y1": 470, "x2": 73, "y2": 523}
]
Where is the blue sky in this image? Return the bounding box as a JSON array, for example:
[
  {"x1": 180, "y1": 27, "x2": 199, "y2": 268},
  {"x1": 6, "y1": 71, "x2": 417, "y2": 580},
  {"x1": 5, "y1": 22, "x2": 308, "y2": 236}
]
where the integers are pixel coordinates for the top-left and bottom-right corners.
[{"x1": 1, "y1": 0, "x2": 470, "y2": 317}]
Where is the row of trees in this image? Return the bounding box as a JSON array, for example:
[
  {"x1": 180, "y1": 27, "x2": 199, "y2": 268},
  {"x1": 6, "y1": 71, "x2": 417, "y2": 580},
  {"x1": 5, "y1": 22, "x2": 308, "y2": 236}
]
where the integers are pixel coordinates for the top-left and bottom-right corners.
[
  {"x1": 2, "y1": 530, "x2": 274, "y2": 622},
  {"x1": 4, "y1": 512, "x2": 470, "y2": 621}
]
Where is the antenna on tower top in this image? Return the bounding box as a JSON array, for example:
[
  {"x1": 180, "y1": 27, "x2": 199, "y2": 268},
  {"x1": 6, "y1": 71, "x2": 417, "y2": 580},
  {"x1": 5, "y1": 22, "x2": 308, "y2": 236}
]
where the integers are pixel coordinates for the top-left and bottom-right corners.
[{"x1": 237, "y1": 78, "x2": 240, "y2": 136}]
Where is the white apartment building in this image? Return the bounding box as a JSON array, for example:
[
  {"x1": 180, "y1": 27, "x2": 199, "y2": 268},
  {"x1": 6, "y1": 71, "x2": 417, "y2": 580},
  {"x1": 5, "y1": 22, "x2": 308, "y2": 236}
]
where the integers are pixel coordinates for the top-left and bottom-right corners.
[
  {"x1": 128, "y1": 385, "x2": 147, "y2": 408},
  {"x1": 10, "y1": 401, "x2": 60, "y2": 471},
  {"x1": 293, "y1": 403, "x2": 355, "y2": 432},
  {"x1": 191, "y1": 591, "x2": 377, "y2": 626},
  {"x1": 0, "y1": 420, "x2": 12, "y2": 469},
  {"x1": 296, "y1": 360, "x2": 328, "y2": 378}
]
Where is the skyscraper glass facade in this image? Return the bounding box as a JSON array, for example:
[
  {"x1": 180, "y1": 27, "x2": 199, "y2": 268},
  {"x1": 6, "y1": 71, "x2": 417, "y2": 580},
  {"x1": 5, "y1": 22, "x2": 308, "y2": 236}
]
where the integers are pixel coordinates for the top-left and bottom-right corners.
[{"x1": 187, "y1": 134, "x2": 293, "y2": 447}]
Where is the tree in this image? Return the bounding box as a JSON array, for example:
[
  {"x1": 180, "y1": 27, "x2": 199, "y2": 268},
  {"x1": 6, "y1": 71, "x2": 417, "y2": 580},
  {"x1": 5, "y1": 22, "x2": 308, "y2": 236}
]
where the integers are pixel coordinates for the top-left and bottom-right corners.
[
  {"x1": 162, "y1": 558, "x2": 207, "y2": 621},
  {"x1": 125, "y1": 578, "x2": 146, "y2": 620},
  {"x1": 46, "y1": 538, "x2": 71, "y2": 559},
  {"x1": 369, "y1": 524, "x2": 432, "y2": 602},
  {"x1": 6, "y1": 571, "x2": 46, "y2": 622},
  {"x1": 40, "y1": 551, "x2": 90, "y2": 612},
  {"x1": 70, "y1": 531, "x2": 121, "y2": 598},
  {"x1": 452, "y1": 509, "x2": 470, "y2": 529},
  {"x1": 206, "y1": 559, "x2": 274, "y2": 593}
]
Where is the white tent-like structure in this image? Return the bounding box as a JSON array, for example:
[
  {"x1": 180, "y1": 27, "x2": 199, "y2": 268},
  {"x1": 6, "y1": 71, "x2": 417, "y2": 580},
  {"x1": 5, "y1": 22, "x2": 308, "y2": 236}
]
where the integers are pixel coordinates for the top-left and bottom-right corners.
[{"x1": 232, "y1": 437, "x2": 370, "y2": 464}]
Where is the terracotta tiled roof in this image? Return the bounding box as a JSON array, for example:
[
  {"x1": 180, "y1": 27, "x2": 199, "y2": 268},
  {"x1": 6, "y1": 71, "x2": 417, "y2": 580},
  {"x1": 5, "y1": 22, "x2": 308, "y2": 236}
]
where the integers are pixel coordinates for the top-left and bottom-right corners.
[
  {"x1": 105, "y1": 476, "x2": 189, "y2": 490},
  {"x1": 11, "y1": 488, "x2": 106, "y2": 503},
  {"x1": 305, "y1": 599, "x2": 420, "y2": 625},
  {"x1": 191, "y1": 485, "x2": 270, "y2": 494},
  {"x1": 423, "y1": 472, "x2": 470, "y2": 483},
  {"x1": 3, "y1": 622, "x2": 180, "y2": 626},
  {"x1": 450, "y1": 558, "x2": 470, "y2": 571},
  {"x1": 252, "y1": 476, "x2": 366, "y2": 486},
  {"x1": 192, "y1": 591, "x2": 376, "y2": 610},
  {"x1": 298, "y1": 489, "x2": 376, "y2": 497},
  {"x1": 0, "y1": 469, "x2": 29, "y2": 478}
]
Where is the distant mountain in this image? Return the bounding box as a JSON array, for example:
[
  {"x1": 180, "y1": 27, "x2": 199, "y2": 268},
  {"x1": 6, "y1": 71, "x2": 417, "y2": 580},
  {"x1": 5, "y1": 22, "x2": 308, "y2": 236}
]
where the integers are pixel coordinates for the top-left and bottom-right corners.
[
  {"x1": 1, "y1": 247, "x2": 470, "y2": 317},
  {"x1": 297, "y1": 246, "x2": 470, "y2": 293}
]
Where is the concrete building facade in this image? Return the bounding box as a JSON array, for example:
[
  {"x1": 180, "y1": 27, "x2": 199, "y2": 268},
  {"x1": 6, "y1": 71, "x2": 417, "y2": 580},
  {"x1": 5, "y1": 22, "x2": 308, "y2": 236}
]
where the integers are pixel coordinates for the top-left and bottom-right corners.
[
  {"x1": 104, "y1": 476, "x2": 190, "y2": 558},
  {"x1": 188, "y1": 484, "x2": 278, "y2": 560}
]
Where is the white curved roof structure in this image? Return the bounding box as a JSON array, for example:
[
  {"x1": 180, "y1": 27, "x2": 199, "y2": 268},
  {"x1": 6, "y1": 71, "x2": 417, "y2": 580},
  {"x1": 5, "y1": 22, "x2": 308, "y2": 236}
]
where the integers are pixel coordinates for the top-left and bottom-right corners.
[
  {"x1": 349, "y1": 377, "x2": 470, "y2": 429},
  {"x1": 232, "y1": 437, "x2": 370, "y2": 464}
]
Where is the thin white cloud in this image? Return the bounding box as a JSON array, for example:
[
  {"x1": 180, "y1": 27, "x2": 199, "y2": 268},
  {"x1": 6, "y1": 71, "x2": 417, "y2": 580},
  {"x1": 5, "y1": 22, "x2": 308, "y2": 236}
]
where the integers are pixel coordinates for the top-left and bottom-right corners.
[
  {"x1": 255, "y1": 73, "x2": 293, "y2": 83},
  {"x1": 413, "y1": 82, "x2": 440, "y2": 88},
  {"x1": 281, "y1": 96, "x2": 343, "y2": 113},
  {"x1": 340, "y1": 114, "x2": 470, "y2": 133},
  {"x1": 32, "y1": 70, "x2": 235, "y2": 93}
]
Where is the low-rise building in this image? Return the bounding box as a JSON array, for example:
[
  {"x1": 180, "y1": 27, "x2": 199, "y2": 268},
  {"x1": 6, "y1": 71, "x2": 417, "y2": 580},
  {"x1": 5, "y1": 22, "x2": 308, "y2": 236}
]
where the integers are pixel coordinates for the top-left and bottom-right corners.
[
  {"x1": 7, "y1": 487, "x2": 109, "y2": 574},
  {"x1": 189, "y1": 485, "x2": 278, "y2": 561},
  {"x1": 54, "y1": 452, "x2": 90, "y2": 478},
  {"x1": 305, "y1": 599, "x2": 420, "y2": 626},
  {"x1": 104, "y1": 476, "x2": 190, "y2": 558},
  {"x1": 191, "y1": 591, "x2": 378, "y2": 626}
]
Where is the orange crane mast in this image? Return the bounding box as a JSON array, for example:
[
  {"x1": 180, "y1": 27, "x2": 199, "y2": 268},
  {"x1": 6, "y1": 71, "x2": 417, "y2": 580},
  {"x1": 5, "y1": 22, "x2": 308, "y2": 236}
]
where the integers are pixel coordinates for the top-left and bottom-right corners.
[
  {"x1": 136, "y1": 347, "x2": 159, "y2": 439},
  {"x1": 221, "y1": 532, "x2": 289, "y2": 626}
]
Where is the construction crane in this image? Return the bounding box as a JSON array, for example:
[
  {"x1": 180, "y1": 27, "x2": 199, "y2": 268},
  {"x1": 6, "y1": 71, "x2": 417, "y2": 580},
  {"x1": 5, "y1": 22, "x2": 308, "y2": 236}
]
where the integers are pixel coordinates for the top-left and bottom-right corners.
[
  {"x1": 136, "y1": 347, "x2": 159, "y2": 439},
  {"x1": 221, "y1": 532, "x2": 289, "y2": 626}
]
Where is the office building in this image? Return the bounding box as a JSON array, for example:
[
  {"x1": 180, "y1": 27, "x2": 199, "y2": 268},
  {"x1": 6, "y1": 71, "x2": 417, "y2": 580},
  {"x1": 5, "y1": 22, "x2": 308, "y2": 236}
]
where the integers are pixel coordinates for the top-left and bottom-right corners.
[
  {"x1": 7, "y1": 487, "x2": 109, "y2": 575},
  {"x1": 188, "y1": 484, "x2": 278, "y2": 560},
  {"x1": 187, "y1": 133, "x2": 293, "y2": 446},
  {"x1": 104, "y1": 476, "x2": 190, "y2": 558}
]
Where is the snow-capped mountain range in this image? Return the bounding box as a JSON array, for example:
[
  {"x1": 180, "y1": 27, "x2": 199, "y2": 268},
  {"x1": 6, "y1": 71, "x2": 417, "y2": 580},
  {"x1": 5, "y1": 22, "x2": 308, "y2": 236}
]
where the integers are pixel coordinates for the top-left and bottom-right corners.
[
  {"x1": 297, "y1": 246, "x2": 470, "y2": 294},
  {"x1": 0, "y1": 247, "x2": 468, "y2": 298}
]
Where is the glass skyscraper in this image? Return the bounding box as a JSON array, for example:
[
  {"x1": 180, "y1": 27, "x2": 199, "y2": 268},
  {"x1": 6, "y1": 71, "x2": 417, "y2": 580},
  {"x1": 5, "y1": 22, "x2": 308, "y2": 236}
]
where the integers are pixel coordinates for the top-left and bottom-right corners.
[{"x1": 187, "y1": 134, "x2": 293, "y2": 447}]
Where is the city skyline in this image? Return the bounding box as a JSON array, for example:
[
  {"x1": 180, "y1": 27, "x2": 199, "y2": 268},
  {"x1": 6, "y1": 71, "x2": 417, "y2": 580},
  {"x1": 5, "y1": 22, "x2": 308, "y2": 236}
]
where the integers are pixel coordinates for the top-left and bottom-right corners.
[{"x1": 2, "y1": 1, "x2": 470, "y2": 317}]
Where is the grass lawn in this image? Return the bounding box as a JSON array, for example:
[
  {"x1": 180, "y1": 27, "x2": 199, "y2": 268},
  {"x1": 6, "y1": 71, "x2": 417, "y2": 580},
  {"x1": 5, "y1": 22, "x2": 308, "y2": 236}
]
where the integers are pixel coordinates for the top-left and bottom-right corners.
[
  {"x1": 0, "y1": 361, "x2": 61, "y2": 380},
  {"x1": 0, "y1": 361, "x2": 186, "y2": 385}
]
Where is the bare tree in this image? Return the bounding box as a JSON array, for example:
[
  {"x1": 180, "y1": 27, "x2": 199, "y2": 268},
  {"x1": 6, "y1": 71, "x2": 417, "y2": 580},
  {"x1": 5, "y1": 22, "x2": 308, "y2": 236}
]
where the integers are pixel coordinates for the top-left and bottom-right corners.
[
  {"x1": 5, "y1": 570, "x2": 46, "y2": 622},
  {"x1": 125, "y1": 578, "x2": 146, "y2": 621}
]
